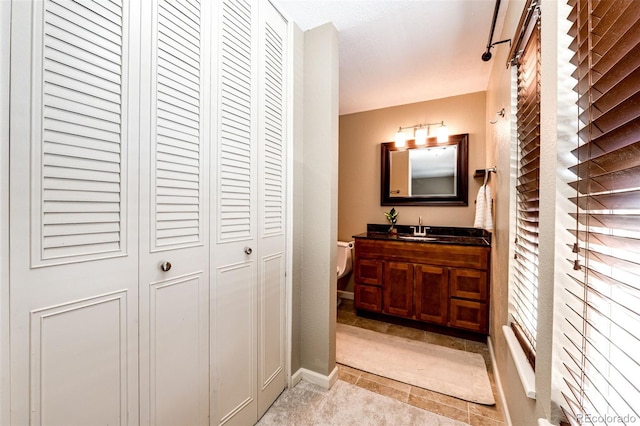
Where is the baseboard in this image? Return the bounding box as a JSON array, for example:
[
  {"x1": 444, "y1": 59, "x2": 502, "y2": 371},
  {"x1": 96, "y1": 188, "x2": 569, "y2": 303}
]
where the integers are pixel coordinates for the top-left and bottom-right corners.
[
  {"x1": 337, "y1": 290, "x2": 354, "y2": 300},
  {"x1": 290, "y1": 366, "x2": 339, "y2": 390},
  {"x1": 488, "y1": 335, "x2": 512, "y2": 426}
]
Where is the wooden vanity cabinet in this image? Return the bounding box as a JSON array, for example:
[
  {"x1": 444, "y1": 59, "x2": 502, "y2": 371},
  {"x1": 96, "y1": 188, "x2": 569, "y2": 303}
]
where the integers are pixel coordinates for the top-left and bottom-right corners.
[{"x1": 353, "y1": 238, "x2": 490, "y2": 334}]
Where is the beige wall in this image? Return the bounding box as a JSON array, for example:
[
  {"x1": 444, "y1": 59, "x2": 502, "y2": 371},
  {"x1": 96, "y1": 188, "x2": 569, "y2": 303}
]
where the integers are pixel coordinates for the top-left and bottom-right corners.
[{"x1": 338, "y1": 91, "x2": 487, "y2": 243}]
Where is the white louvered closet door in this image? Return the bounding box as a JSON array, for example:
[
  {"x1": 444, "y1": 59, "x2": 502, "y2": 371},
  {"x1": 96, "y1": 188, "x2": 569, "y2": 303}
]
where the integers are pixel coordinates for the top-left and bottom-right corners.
[
  {"x1": 138, "y1": 0, "x2": 210, "y2": 424},
  {"x1": 211, "y1": 0, "x2": 288, "y2": 424},
  {"x1": 8, "y1": 1, "x2": 141, "y2": 424},
  {"x1": 211, "y1": 0, "x2": 260, "y2": 424},
  {"x1": 257, "y1": 0, "x2": 288, "y2": 417}
]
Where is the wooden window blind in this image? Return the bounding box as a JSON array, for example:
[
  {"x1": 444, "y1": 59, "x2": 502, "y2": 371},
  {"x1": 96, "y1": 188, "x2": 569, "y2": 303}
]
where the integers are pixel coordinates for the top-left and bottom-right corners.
[
  {"x1": 509, "y1": 0, "x2": 541, "y2": 370},
  {"x1": 562, "y1": 0, "x2": 640, "y2": 423}
]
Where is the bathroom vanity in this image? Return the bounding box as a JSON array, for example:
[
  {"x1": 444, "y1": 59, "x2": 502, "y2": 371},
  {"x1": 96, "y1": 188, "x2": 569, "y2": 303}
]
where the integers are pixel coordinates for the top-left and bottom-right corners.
[{"x1": 353, "y1": 225, "x2": 491, "y2": 335}]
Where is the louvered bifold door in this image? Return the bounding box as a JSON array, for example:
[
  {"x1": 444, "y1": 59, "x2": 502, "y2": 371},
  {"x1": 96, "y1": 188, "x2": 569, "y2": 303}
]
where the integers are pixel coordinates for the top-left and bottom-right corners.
[
  {"x1": 9, "y1": 1, "x2": 141, "y2": 424},
  {"x1": 257, "y1": 0, "x2": 288, "y2": 417},
  {"x1": 138, "y1": 0, "x2": 211, "y2": 424},
  {"x1": 560, "y1": 0, "x2": 640, "y2": 423},
  {"x1": 211, "y1": 0, "x2": 260, "y2": 425}
]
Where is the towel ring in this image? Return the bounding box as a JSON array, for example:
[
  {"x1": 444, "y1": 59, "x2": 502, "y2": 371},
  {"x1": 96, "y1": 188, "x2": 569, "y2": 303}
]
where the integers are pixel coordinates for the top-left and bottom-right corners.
[{"x1": 489, "y1": 108, "x2": 506, "y2": 124}]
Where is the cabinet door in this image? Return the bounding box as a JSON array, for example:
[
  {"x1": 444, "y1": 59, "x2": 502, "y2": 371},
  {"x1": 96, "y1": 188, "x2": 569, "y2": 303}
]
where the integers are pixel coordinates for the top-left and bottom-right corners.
[
  {"x1": 354, "y1": 284, "x2": 382, "y2": 312},
  {"x1": 450, "y1": 268, "x2": 488, "y2": 301},
  {"x1": 449, "y1": 299, "x2": 488, "y2": 333},
  {"x1": 355, "y1": 258, "x2": 383, "y2": 285},
  {"x1": 383, "y1": 262, "x2": 414, "y2": 318},
  {"x1": 414, "y1": 265, "x2": 449, "y2": 325}
]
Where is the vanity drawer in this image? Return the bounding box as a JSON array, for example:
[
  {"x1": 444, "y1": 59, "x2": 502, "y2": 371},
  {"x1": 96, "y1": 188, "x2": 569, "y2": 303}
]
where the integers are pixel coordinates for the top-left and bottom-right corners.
[
  {"x1": 355, "y1": 258, "x2": 383, "y2": 286},
  {"x1": 449, "y1": 268, "x2": 488, "y2": 301},
  {"x1": 449, "y1": 299, "x2": 488, "y2": 333},
  {"x1": 354, "y1": 284, "x2": 382, "y2": 312}
]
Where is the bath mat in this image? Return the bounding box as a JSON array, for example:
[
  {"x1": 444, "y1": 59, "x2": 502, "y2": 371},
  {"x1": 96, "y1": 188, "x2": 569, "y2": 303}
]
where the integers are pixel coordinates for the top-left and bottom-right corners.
[
  {"x1": 336, "y1": 323, "x2": 495, "y2": 405},
  {"x1": 257, "y1": 379, "x2": 468, "y2": 426}
]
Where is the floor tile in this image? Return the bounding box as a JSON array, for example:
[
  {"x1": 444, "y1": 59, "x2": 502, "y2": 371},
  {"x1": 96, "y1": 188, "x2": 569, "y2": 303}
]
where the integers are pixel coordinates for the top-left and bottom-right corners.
[
  {"x1": 355, "y1": 375, "x2": 410, "y2": 403},
  {"x1": 409, "y1": 386, "x2": 469, "y2": 411},
  {"x1": 407, "y1": 393, "x2": 470, "y2": 423},
  {"x1": 358, "y1": 371, "x2": 412, "y2": 393},
  {"x1": 352, "y1": 317, "x2": 390, "y2": 333},
  {"x1": 469, "y1": 413, "x2": 505, "y2": 426},
  {"x1": 469, "y1": 400, "x2": 505, "y2": 422},
  {"x1": 337, "y1": 365, "x2": 360, "y2": 385},
  {"x1": 337, "y1": 309, "x2": 358, "y2": 325}
]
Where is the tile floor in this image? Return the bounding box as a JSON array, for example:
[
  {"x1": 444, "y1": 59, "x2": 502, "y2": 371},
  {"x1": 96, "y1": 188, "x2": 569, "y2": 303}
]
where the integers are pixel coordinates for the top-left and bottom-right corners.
[{"x1": 337, "y1": 298, "x2": 506, "y2": 426}]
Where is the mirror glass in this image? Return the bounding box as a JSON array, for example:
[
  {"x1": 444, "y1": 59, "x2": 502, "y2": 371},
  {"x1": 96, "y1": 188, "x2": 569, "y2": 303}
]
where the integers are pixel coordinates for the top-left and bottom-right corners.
[{"x1": 381, "y1": 133, "x2": 468, "y2": 206}]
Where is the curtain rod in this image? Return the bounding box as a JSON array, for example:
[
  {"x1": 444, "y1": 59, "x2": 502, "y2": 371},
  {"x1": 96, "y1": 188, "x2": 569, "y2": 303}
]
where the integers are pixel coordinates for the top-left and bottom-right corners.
[{"x1": 481, "y1": 0, "x2": 511, "y2": 62}]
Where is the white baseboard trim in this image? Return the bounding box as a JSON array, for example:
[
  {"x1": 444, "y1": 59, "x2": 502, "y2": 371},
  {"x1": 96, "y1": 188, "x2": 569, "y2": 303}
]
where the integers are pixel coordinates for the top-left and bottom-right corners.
[
  {"x1": 290, "y1": 366, "x2": 339, "y2": 390},
  {"x1": 337, "y1": 290, "x2": 354, "y2": 300},
  {"x1": 488, "y1": 335, "x2": 513, "y2": 426}
]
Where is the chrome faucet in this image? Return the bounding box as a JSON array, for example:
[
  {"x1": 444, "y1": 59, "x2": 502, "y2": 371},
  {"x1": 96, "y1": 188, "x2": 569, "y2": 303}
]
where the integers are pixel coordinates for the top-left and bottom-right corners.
[{"x1": 411, "y1": 216, "x2": 429, "y2": 237}]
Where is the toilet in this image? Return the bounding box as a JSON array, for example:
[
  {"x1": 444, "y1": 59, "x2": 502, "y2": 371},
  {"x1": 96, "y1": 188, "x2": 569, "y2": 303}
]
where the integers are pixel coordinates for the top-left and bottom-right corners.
[{"x1": 337, "y1": 241, "x2": 354, "y2": 279}]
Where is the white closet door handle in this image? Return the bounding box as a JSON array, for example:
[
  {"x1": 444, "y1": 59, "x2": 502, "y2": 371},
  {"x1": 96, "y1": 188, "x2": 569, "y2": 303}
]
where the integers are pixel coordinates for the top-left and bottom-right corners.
[
  {"x1": 244, "y1": 247, "x2": 253, "y2": 255},
  {"x1": 160, "y1": 261, "x2": 172, "y2": 272}
]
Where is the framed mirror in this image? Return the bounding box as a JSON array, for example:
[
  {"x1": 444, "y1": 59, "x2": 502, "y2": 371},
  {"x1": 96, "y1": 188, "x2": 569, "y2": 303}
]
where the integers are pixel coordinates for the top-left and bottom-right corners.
[{"x1": 381, "y1": 133, "x2": 468, "y2": 206}]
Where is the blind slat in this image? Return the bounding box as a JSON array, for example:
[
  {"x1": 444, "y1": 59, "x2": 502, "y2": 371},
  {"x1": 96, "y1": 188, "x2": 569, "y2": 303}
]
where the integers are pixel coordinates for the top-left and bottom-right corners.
[
  {"x1": 569, "y1": 230, "x2": 640, "y2": 254},
  {"x1": 569, "y1": 189, "x2": 640, "y2": 210}
]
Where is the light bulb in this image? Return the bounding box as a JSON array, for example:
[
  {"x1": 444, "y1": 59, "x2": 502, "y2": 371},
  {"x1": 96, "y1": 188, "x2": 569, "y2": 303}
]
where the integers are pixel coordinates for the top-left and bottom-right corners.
[
  {"x1": 437, "y1": 124, "x2": 449, "y2": 143},
  {"x1": 415, "y1": 127, "x2": 427, "y2": 145},
  {"x1": 395, "y1": 130, "x2": 406, "y2": 147}
]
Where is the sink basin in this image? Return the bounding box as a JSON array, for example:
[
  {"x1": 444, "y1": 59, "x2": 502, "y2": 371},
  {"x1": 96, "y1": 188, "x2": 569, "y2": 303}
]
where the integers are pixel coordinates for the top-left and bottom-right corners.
[{"x1": 397, "y1": 235, "x2": 437, "y2": 242}]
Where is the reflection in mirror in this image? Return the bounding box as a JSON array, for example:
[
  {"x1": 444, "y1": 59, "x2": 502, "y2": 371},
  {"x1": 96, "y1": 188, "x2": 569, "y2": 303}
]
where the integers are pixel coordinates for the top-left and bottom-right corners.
[
  {"x1": 381, "y1": 134, "x2": 468, "y2": 206},
  {"x1": 390, "y1": 145, "x2": 458, "y2": 197}
]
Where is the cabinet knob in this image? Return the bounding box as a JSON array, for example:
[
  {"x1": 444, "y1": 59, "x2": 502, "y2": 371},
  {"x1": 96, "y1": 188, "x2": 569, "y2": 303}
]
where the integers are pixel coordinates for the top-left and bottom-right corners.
[
  {"x1": 244, "y1": 247, "x2": 253, "y2": 255},
  {"x1": 160, "y1": 261, "x2": 172, "y2": 272}
]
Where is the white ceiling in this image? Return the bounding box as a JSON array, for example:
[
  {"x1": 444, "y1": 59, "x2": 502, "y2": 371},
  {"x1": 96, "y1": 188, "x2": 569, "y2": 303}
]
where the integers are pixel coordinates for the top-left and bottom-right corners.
[{"x1": 275, "y1": 0, "x2": 508, "y2": 115}]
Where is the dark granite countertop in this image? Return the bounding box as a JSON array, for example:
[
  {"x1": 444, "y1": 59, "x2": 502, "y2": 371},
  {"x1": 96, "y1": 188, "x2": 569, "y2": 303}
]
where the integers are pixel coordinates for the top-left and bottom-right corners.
[{"x1": 353, "y1": 224, "x2": 491, "y2": 247}]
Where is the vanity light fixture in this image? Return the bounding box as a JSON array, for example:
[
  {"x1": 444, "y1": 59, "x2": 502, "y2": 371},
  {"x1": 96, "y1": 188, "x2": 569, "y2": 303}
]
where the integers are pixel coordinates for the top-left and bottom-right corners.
[{"x1": 394, "y1": 121, "x2": 449, "y2": 147}]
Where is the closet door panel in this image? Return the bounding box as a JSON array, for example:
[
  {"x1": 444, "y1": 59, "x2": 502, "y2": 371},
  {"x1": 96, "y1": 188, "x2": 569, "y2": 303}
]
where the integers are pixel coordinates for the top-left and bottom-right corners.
[
  {"x1": 9, "y1": 0, "x2": 140, "y2": 423},
  {"x1": 211, "y1": 0, "x2": 259, "y2": 424},
  {"x1": 149, "y1": 274, "x2": 204, "y2": 425},
  {"x1": 139, "y1": 0, "x2": 210, "y2": 424},
  {"x1": 214, "y1": 263, "x2": 257, "y2": 426},
  {"x1": 257, "y1": 0, "x2": 288, "y2": 416}
]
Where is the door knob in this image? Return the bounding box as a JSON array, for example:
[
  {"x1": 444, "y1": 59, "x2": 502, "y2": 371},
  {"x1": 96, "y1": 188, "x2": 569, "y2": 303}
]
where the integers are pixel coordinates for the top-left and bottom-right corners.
[
  {"x1": 244, "y1": 247, "x2": 253, "y2": 255},
  {"x1": 160, "y1": 261, "x2": 172, "y2": 272}
]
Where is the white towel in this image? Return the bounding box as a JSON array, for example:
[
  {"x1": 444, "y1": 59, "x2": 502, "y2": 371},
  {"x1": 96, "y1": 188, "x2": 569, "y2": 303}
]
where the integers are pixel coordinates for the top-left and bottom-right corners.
[
  {"x1": 474, "y1": 185, "x2": 486, "y2": 229},
  {"x1": 484, "y1": 185, "x2": 493, "y2": 231},
  {"x1": 474, "y1": 185, "x2": 493, "y2": 231}
]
